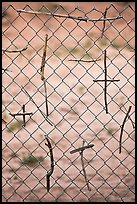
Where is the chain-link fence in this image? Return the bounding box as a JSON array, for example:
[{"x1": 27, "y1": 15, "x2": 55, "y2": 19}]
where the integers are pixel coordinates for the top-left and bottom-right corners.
[{"x1": 2, "y1": 2, "x2": 135, "y2": 202}]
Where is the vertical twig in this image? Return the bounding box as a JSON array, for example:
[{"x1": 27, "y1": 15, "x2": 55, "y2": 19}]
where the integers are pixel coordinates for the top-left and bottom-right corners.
[
  {"x1": 101, "y1": 7, "x2": 107, "y2": 38},
  {"x1": 80, "y1": 141, "x2": 91, "y2": 191},
  {"x1": 122, "y1": 105, "x2": 135, "y2": 129},
  {"x1": 22, "y1": 104, "x2": 26, "y2": 127},
  {"x1": 40, "y1": 34, "x2": 49, "y2": 116},
  {"x1": 119, "y1": 106, "x2": 132, "y2": 154},
  {"x1": 43, "y1": 78, "x2": 49, "y2": 117},
  {"x1": 104, "y1": 49, "x2": 108, "y2": 114},
  {"x1": 45, "y1": 137, "x2": 54, "y2": 192},
  {"x1": 40, "y1": 34, "x2": 48, "y2": 80}
]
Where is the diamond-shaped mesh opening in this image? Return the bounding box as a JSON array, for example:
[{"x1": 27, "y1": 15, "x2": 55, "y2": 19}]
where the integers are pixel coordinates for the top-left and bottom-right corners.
[{"x1": 2, "y1": 2, "x2": 135, "y2": 202}]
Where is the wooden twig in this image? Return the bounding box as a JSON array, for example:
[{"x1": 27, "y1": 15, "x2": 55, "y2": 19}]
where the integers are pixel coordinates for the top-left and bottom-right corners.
[
  {"x1": 70, "y1": 144, "x2": 94, "y2": 154},
  {"x1": 22, "y1": 104, "x2": 26, "y2": 126},
  {"x1": 17, "y1": 9, "x2": 122, "y2": 22},
  {"x1": 43, "y1": 79, "x2": 49, "y2": 117},
  {"x1": 40, "y1": 34, "x2": 48, "y2": 80},
  {"x1": 104, "y1": 49, "x2": 108, "y2": 114},
  {"x1": 93, "y1": 50, "x2": 120, "y2": 114},
  {"x1": 2, "y1": 46, "x2": 28, "y2": 53},
  {"x1": 45, "y1": 137, "x2": 54, "y2": 192},
  {"x1": 119, "y1": 106, "x2": 132, "y2": 154},
  {"x1": 93, "y1": 79, "x2": 120, "y2": 82},
  {"x1": 68, "y1": 59, "x2": 101, "y2": 63},
  {"x1": 101, "y1": 7, "x2": 108, "y2": 38},
  {"x1": 80, "y1": 141, "x2": 91, "y2": 191},
  {"x1": 9, "y1": 105, "x2": 32, "y2": 127},
  {"x1": 21, "y1": 86, "x2": 53, "y2": 126},
  {"x1": 40, "y1": 35, "x2": 49, "y2": 116},
  {"x1": 122, "y1": 106, "x2": 135, "y2": 129},
  {"x1": 9, "y1": 112, "x2": 33, "y2": 116}
]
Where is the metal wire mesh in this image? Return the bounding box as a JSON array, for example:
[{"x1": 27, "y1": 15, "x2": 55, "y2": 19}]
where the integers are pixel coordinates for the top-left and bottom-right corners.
[{"x1": 2, "y1": 3, "x2": 135, "y2": 202}]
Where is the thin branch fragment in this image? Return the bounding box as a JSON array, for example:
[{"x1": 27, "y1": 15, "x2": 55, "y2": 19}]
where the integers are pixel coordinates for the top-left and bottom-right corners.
[
  {"x1": 22, "y1": 104, "x2": 26, "y2": 127},
  {"x1": 17, "y1": 9, "x2": 122, "y2": 22},
  {"x1": 70, "y1": 144, "x2": 94, "y2": 154},
  {"x1": 80, "y1": 141, "x2": 91, "y2": 191},
  {"x1": 43, "y1": 79, "x2": 49, "y2": 117},
  {"x1": 45, "y1": 137, "x2": 54, "y2": 192},
  {"x1": 68, "y1": 59, "x2": 101, "y2": 63},
  {"x1": 122, "y1": 106, "x2": 135, "y2": 129},
  {"x1": 2, "y1": 46, "x2": 28, "y2": 53},
  {"x1": 40, "y1": 34, "x2": 48, "y2": 80},
  {"x1": 101, "y1": 7, "x2": 107, "y2": 38},
  {"x1": 119, "y1": 106, "x2": 132, "y2": 154},
  {"x1": 93, "y1": 79, "x2": 120, "y2": 82},
  {"x1": 9, "y1": 112, "x2": 33, "y2": 116},
  {"x1": 104, "y1": 49, "x2": 108, "y2": 114}
]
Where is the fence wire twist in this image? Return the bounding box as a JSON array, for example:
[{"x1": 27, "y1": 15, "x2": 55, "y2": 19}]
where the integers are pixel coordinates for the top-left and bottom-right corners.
[{"x1": 2, "y1": 3, "x2": 135, "y2": 202}]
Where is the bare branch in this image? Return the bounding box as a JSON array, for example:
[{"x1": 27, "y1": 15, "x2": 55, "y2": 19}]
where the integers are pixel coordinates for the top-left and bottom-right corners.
[
  {"x1": 40, "y1": 34, "x2": 48, "y2": 80},
  {"x1": 93, "y1": 79, "x2": 120, "y2": 82},
  {"x1": 119, "y1": 106, "x2": 132, "y2": 154},
  {"x1": 104, "y1": 49, "x2": 108, "y2": 114},
  {"x1": 16, "y1": 9, "x2": 122, "y2": 22},
  {"x1": 101, "y1": 7, "x2": 107, "y2": 38},
  {"x1": 2, "y1": 46, "x2": 28, "y2": 53},
  {"x1": 45, "y1": 137, "x2": 54, "y2": 192},
  {"x1": 68, "y1": 59, "x2": 101, "y2": 63},
  {"x1": 70, "y1": 144, "x2": 94, "y2": 154},
  {"x1": 80, "y1": 141, "x2": 92, "y2": 191}
]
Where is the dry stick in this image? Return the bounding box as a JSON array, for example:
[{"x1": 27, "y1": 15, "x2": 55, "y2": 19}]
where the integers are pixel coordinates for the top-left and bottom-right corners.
[
  {"x1": 22, "y1": 104, "x2": 26, "y2": 127},
  {"x1": 119, "y1": 106, "x2": 132, "y2": 154},
  {"x1": 122, "y1": 105, "x2": 135, "y2": 129},
  {"x1": 68, "y1": 59, "x2": 101, "y2": 63},
  {"x1": 40, "y1": 34, "x2": 48, "y2": 80},
  {"x1": 101, "y1": 7, "x2": 107, "y2": 38},
  {"x1": 17, "y1": 9, "x2": 122, "y2": 22},
  {"x1": 40, "y1": 34, "x2": 49, "y2": 116},
  {"x1": 45, "y1": 137, "x2": 54, "y2": 192},
  {"x1": 93, "y1": 79, "x2": 120, "y2": 82},
  {"x1": 2, "y1": 46, "x2": 28, "y2": 53},
  {"x1": 80, "y1": 141, "x2": 91, "y2": 191},
  {"x1": 104, "y1": 49, "x2": 108, "y2": 114},
  {"x1": 70, "y1": 144, "x2": 94, "y2": 154},
  {"x1": 43, "y1": 79, "x2": 49, "y2": 117},
  {"x1": 21, "y1": 86, "x2": 53, "y2": 126},
  {"x1": 9, "y1": 105, "x2": 32, "y2": 127}
]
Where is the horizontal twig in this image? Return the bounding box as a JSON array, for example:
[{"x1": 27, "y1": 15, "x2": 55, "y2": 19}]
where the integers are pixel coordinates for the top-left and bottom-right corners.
[
  {"x1": 16, "y1": 9, "x2": 122, "y2": 22},
  {"x1": 70, "y1": 144, "x2": 94, "y2": 154},
  {"x1": 93, "y1": 79, "x2": 120, "y2": 82},
  {"x1": 68, "y1": 59, "x2": 101, "y2": 63},
  {"x1": 9, "y1": 112, "x2": 33, "y2": 116},
  {"x1": 2, "y1": 46, "x2": 28, "y2": 53},
  {"x1": 119, "y1": 106, "x2": 132, "y2": 154}
]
